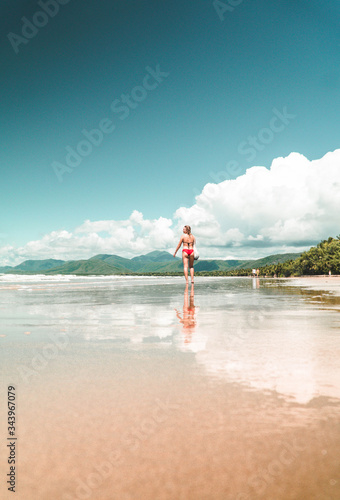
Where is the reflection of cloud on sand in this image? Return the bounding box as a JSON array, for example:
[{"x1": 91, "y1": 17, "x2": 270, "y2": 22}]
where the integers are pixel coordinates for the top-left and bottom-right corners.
[
  {"x1": 185, "y1": 308, "x2": 340, "y2": 404},
  {"x1": 0, "y1": 275, "x2": 180, "y2": 344}
]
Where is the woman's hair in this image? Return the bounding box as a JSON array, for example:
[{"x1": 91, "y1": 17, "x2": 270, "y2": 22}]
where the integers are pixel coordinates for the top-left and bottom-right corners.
[{"x1": 184, "y1": 225, "x2": 191, "y2": 235}]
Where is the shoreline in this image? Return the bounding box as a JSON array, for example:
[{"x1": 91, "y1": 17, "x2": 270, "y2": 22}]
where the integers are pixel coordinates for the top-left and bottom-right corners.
[
  {"x1": 1, "y1": 273, "x2": 340, "y2": 279},
  {"x1": 274, "y1": 276, "x2": 340, "y2": 298}
]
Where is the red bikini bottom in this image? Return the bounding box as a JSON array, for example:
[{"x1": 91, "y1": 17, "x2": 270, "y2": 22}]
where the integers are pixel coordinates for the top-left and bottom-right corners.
[{"x1": 182, "y1": 249, "x2": 194, "y2": 255}]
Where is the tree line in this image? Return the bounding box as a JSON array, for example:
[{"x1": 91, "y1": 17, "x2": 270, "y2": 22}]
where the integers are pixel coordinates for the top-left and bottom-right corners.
[
  {"x1": 259, "y1": 236, "x2": 340, "y2": 277},
  {"x1": 195, "y1": 236, "x2": 340, "y2": 278}
]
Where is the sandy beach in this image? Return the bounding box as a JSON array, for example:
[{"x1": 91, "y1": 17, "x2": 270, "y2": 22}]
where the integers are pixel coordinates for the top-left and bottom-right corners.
[{"x1": 1, "y1": 275, "x2": 339, "y2": 499}]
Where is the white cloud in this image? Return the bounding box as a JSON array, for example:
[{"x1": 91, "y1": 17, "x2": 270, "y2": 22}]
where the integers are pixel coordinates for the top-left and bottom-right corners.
[
  {"x1": 175, "y1": 149, "x2": 340, "y2": 258},
  {"x1": 1, "y1": 150, "x2": 340, "y2": 266},
  {"x1": 0, "y1": 212, "x2": 175, "y2": 266}
]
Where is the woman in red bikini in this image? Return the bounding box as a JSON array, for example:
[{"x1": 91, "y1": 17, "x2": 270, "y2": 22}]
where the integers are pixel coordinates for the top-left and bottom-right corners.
[{"x1": 173, "y1": 225, "x2": 196, "y2": 284}]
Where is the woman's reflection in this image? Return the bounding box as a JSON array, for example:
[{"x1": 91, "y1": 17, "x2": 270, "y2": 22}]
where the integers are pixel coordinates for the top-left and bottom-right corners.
[{"x1": 175, "y1": 283, "x2": 197, "y2": 344}]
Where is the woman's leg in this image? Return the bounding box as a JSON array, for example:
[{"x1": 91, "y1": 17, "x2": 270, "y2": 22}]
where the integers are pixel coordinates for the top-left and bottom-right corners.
[
  {"x1": 189, "y1": 253, "x2": 195, "y2": 282},
  {"x1": 182, "y1": 252, "x2": 189, "y2": 282}
]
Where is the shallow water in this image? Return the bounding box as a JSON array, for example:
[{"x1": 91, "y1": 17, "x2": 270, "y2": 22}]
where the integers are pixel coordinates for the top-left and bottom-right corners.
[{"x1": 0, "y1": 275, "x2": 339, "y2": 499}]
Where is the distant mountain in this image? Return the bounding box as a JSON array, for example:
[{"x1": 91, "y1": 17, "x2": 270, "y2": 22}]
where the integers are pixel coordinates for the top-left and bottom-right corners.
[
  {"x1": 88, "y1": 254, "x2": 135, "y2": 272},
  {"x1": 12, "y1": 259, "x2": 65, "y2": 272},
  {"x1": 184, "y1": 259, "x2": 243, "y2": 272},
  {"x1": 233, "y1": 253, "x2": 302, "y2": 270},
  {"x1": 131, "y1": 250, "x2": 175, "y2": 263},
  {"x1": 88, "y1": 251, "x2": 178, "y2": 273},
  {"x1": 0, "y1": 266, "x2": 12, "y2": 273},
  {"x1": 44, "y1": 259, "x2": 131, "y2": 275},
  {"x1": 1, "y1": 250, "x2": 303, "y2": 276}
]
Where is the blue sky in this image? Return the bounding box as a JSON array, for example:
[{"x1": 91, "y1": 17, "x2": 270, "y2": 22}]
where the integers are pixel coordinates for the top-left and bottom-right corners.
[{"x1": 1, "y1": 0, "x2": 340, "y2": 264}]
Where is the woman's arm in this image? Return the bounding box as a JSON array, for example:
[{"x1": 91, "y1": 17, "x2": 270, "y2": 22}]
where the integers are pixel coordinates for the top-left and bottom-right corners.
[{"x1": 173, "y1": 237, "x2": 183, "y2": 257}]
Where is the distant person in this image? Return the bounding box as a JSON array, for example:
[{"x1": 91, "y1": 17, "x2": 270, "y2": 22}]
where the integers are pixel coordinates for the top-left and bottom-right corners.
[
  {"x1": 173, "y1": 225, "x2": 196, "y2": 284},
  {"x1": 256, "y1": 268, "x2": 260, "y2": 277},
  {"x1": 252, "y1": 268, "x2": 256, "y2": 278}
]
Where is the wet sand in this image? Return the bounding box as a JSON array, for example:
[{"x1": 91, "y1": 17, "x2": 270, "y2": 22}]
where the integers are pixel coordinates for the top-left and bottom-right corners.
[
  {"x1": 0, "y1": 275, "x2": 340, "y2": 499},
  {"x1": 283, "y1": 275, "x2": 340, "y2": 297}
]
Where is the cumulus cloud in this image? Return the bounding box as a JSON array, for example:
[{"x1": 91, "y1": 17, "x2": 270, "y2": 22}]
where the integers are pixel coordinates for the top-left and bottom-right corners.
[
  {"x1": 1, "y1": 150, "x2": 340, "y2": 266},
  {"x1": 175, "y1": 149, "x2": 340, "y2": 258},
  {"x1": 0, "y1": 212, "x2": 175, "y2": 266}
]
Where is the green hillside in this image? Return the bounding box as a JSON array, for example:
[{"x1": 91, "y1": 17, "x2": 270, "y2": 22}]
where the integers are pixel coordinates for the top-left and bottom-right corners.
[
  {"x1": 13, "y1": 259, "x2": 65, "y2": 272},
  {"x1": 89, "y1": 254, "x2": 135, "y2": 272},
  {"x1": 0, "y1": 266, "x2": 12, "y2": 273},
  {"x1": 87, "y1": 251, "x2": 179, "y2": 273},
  {"x1": 235, "y1": 252, "x2": 302, "y2": 270},
  {"x1": 194, "y1": 259, "x2": 240, "y2": 272},
  {"x1": 127, "y1": 251, "x2": 178, "y2": 272},
  {"x1": 44, "y1": 259, "x2": 129, "y2": 275},
  {"x1": 131, "y1": 250, "x2": 175, "y2": 263}
]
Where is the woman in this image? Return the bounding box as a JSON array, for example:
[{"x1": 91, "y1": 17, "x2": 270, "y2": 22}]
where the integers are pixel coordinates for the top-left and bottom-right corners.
[{"x1": 173, "y1": 225, "x2": 196, "y2": 284}]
